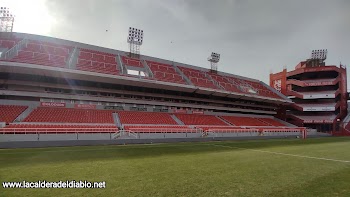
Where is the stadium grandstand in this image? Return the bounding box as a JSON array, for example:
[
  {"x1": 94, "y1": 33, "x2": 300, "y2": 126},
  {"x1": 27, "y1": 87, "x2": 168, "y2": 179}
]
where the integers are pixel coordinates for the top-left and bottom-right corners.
[{"x1": 0, "y1": 32, "x2": 313, "y2": 142}]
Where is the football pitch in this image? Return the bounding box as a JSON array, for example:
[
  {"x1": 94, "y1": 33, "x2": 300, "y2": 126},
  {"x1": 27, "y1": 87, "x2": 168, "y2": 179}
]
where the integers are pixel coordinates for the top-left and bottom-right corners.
[{"x1": 1, "y1": 137, "x2": 350, "y2": 197}]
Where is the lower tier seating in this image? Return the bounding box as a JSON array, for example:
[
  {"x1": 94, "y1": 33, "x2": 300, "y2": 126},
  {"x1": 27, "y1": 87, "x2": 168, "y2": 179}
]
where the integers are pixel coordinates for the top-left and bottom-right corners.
[
  {"x1": 118, "y1": 111, "x2": 178, "y2": 125},
  {"x1": 0, "y1": 105, "x2": 28, "y2": 123},
  {"x1": 220, "y1": 116, "x2": 268, "y2": 126},
  {"x1": 175, "y1": 114, "x2": 227, "y2": 125},
  {"x1": 258, "y1": 118, "x2": 287, "y2": 126},
  {"x1": 23, "y1": 107, "x2": 114, "y2": 123}
]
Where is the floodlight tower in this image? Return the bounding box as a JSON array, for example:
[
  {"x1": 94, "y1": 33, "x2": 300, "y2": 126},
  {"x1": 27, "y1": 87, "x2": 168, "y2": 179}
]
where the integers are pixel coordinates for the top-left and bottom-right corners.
[
  {"x1": 127, "y1": 27, "x2": 144, "y2": 58},
  {"x1": 307, "y1": 49, "x2": 327, "y2": 67},
  {"x1": 0, "y1": 7, "x2": 15, "y2": 32},
  {"x1": 208, "y1": 52, "x2": 220, "y2": 73}
]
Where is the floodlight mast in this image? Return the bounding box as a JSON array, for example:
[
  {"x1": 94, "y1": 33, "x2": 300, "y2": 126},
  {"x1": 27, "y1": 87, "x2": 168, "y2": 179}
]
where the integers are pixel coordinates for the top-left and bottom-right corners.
[
  {"x1": 0, "y1": 7, "x2": 15, "y2": 32},
  {"x1": 127, "y1": 27, "x2": 143, "y2": 58},
  {"x1": 306, "y1": 49, "x2": 328, "y2": 67},
  {"x1": 208, "y1": 52, "x2": 220, "y2": 73}
]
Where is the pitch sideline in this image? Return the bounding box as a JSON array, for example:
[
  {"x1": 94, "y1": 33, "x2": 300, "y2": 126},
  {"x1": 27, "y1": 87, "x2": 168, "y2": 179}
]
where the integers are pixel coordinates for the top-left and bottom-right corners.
[{"x1": 212, "y1": 144, "x2": 350, "y2": 164}]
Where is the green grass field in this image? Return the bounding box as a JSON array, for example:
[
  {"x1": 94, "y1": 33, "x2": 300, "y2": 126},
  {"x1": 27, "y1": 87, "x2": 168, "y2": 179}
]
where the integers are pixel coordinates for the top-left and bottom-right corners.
[{"x1": 1, "y1": 137, "x2": 350, "y2": 197}]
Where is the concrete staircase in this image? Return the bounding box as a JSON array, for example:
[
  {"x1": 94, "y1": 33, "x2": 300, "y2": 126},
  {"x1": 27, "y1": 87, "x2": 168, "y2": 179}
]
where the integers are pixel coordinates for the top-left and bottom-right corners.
[
  {"x1": 217, "y1": 116, "x2": 234, "y2": 126},
  {"x1": 1, "y1": 38, "x2": 27, "y2": 60},
  {"x1": 117, "y1": 54, "x2": 127, "y2": 75},
  {"x1": 113, "y1": 113, "x2": 122, "y2": 128},
  {"x1": 14, "y1": 106, "x2": 35, "y2": 122},
  {"x1": 205, "y1": 72, "x2": 225, "y2": 90},
  {"x1": 67, "y1": 46, "x2": 79, "y2": 69},
  {"x1": 171, "y1": 114, "x2": 184, "y2": 125},
  {"x1": 142, "y1": 60, "x2": 154, "y2": 78},
  {"x1": 173, "y1": 64, "x2": 193, "y2": 85}
]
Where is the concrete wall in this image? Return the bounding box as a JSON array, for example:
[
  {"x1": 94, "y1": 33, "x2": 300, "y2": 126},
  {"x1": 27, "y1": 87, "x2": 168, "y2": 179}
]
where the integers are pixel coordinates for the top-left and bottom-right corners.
[
  {"x1": 0, "y1": 133, "x2": 113, "y2": 142},
  {"x1": 0, "y1": 130, "x2": 309, "y2": 143},
  {"x1": 0, "y1": 135, "x2": 331, "y2": 149}
]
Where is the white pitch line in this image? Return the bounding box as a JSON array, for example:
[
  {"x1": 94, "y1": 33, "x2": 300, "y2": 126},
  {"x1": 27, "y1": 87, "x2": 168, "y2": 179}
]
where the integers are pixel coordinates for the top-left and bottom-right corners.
[{"x1": 212, "y1": 144, "x2": 350, "y2": 164}]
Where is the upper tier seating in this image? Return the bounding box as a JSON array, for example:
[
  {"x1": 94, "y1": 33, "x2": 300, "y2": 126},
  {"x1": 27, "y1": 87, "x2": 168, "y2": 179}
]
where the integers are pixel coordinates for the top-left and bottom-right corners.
[
  {"x1": 146, "y1": 61, "x2": 186, "y2": 84},
  {"x1": 0, "y1": 38, "x2": 21, "y2": 49},
  {"x1": 220, "y1": 116, "x2": 268, "y2": 126},
  {"x1": 208, "y1": 73, "x2": 242, "y2": 92},
  {"x1": 175, "y1": 114, "x2": 227, "y2": 125},
  {"x1": 208, "y1": 72, "x2": 282, "y2": 99},
  {"x1": 76, "y1": 49, "x2": 119, "y2": 75},
  {"x1": 121, "y1": 56, "x2": 144, "y2": 68},
  {"x1": 178, "y1": 67, "x2": 219, "y2": 89},
  {"x1": 24, "y1": 107, "x2": 114, "y2": 123},
  {"x1": 226, "y1": 76, "x2": 281, "y2": 99},
  {"x1": 0, "y1": 105, "x2": 28, "y2": 123},
  {"x1": 257, "y1": 118, "x2": 287, "y2": 126},
  {"x1": 9, "y1": 40, "x2": 72, "y2": 68},
  {"x1": 118, "y1": 111, "x2": 178, "y2": 125}
]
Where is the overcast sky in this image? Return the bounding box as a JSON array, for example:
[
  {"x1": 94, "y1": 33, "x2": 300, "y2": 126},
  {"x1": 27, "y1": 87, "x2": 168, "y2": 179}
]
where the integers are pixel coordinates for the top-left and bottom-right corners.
[{"x1": 3, "y1": 0, "x2": 350, "y2": 84}]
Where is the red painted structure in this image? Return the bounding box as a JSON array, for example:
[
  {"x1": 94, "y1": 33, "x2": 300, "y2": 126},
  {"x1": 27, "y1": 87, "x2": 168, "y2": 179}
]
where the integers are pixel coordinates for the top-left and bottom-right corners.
[{"x1": 270, "y1": 58, "x2": 347, "y2": 134}]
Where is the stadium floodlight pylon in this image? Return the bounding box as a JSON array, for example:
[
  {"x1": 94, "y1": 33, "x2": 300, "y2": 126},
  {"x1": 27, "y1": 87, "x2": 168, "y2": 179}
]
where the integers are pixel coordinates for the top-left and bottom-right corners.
[
  {"x1": 0, "y1": 7, "x2": 15, "y2": 32},
  {"x1": 127, "y1": 27, "x2": 144, "y2": 58},
  {"x1": 307, "y1": 49, "x2": 328, "y2": 67},
  {"x1": 208, "y1": 52, "x2": 220, "y2": 73}
]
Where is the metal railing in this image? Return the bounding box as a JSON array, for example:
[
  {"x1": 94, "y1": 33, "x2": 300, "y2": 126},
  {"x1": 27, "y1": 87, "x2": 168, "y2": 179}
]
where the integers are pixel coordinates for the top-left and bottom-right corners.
[
  {"x1": 124, "y1": 128, "x2": 200, "y2": 133},
  {"x1": 0, "y1": 128, "x2": 119, "y2": 134}
]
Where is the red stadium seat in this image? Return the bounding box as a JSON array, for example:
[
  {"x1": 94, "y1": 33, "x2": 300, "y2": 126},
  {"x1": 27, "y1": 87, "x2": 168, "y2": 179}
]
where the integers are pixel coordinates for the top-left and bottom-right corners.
[
  {"x1": 118, "y1": 111, "x2": 177, "y2": 125},
  {"x1": 23, "y1": 107, "x2": 115, "y2": 123},
  {"x1": 220, "y1": 116, "x2": 268, "y2": 126},
  {"x1": 175, "y1": 114, "x2": 227, "y2": 125},
  {"x1": 8, "y1": 40, "x2": 72, "y2": 68},
  {"x1": 147, "y1": 61, "x2": 187, "y2": 84},
  {"x1": 178, "y1": 67, "x2": 219, "y2": 89},
  {"x1": 76, "y1": 49, "x2": 120, "y2": 75},
  {"x1": 0, "y1": 105, "x2": 28, "y2": 124}
]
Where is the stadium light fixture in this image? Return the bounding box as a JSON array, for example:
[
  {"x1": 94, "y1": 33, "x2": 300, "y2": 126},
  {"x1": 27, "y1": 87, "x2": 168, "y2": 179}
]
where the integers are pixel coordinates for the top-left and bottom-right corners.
[
  {"x1": 208, "y1": 52, "x2": 220, "y2": 72},
  {"x1": 310, "y1": 49, "x2": 327, "y2": 60},
  {"x1": 127, "y1": 27, "x2": 144, "y2": 57},
  {"x1": 0, "y1": 6, "x2": 15, "y2": 32}
]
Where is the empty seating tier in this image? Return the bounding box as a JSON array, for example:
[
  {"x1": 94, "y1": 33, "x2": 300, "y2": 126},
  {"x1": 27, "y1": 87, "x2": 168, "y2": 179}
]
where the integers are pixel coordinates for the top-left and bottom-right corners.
[
  {"x1": 209, "y1": 73, "x2": 242, "y2": 92},
  {"x1": 0, "y1": 105, "x2": 28, "y2": 123},
  {"x1": 146, "y1": 61, "x2": 186, "y2": 84},
  {"x1": 9, "y1": 40, "x2": 72, "y2": 68},
  {"x1": 220, "y1": 116, "x2": 267, "y2": 126},
  {"x1": 76, "y1": 49, "x2": 119, "y2": 75},
  {"x1": 178, "y1": 67, "x2": 219, "y2": 89},
  {"x1": 121, "y1": 56, "x2": 144, "y2": 68},
  {"x1": 225, "y1": 76, "x2": 281, "y2": 99},
  {"x1": 0, "y1": 38, "x2": 21, "y2": 49},
  {"x1": 118, "y1": 111, "x2": 177, "y2": 125},
  {"x1": 258, "y1": 118, "x2": 287, "y2": 126},
  {"x1": 175, "y1": 114, "x2": 227, "y2": 125},
  {"x1": 24, "y1": 107, "x2": 114, "y2": 123},
  {"x1": 1, "y1": 124, "x2": 118, "y2": 134}
]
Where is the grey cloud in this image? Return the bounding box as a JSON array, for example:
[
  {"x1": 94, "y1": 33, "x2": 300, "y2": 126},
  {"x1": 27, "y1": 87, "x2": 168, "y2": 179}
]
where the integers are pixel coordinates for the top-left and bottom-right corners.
[{"x1": 43, "y1": 0, "x2": 349, "y2": 85}]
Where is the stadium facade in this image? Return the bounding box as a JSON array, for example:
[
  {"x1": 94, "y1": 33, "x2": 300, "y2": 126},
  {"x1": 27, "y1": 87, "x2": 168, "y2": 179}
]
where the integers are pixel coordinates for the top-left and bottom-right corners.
[{"x1": 270, "y1": 54, "x2": 349, "y2": 135}]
